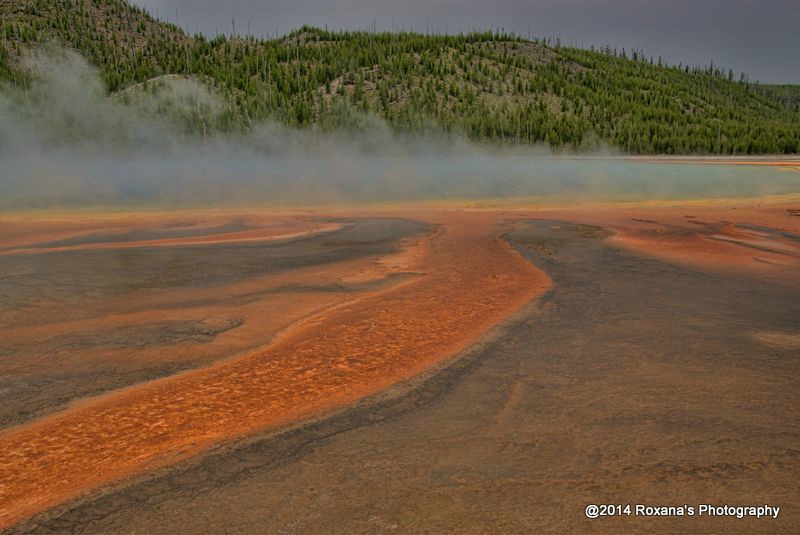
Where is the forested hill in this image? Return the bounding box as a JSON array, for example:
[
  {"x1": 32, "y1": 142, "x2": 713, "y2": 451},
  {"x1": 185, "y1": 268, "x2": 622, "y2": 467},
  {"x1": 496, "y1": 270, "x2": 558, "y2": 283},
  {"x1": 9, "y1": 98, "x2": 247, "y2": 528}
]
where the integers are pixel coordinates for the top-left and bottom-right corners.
[{"x1": 1, "y1": 0, "x2": 799, "y2": 154}]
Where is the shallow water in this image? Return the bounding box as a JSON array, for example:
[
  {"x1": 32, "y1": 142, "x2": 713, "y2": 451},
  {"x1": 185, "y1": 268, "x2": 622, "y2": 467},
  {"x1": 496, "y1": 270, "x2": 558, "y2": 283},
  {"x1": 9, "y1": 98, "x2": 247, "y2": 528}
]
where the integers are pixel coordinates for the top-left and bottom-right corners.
[{"x1": 3, "y1": 153, "x2": 798, "y2": 209}]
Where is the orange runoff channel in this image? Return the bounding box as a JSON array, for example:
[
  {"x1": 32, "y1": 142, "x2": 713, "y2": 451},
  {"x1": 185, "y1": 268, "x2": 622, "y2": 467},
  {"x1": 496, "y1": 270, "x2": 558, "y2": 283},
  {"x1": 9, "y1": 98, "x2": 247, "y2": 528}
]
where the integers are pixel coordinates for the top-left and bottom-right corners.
[{"x1": 0, "y1": 211, "x2": 551, "y2": 529}]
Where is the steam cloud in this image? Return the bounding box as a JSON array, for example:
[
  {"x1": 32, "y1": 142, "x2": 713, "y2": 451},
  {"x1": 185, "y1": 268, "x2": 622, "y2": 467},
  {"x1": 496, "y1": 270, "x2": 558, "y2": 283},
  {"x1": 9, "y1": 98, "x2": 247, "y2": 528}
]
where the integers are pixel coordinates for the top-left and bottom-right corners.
[{"x1": 1, "y1": 47, "x2": 798, "y2": 210}]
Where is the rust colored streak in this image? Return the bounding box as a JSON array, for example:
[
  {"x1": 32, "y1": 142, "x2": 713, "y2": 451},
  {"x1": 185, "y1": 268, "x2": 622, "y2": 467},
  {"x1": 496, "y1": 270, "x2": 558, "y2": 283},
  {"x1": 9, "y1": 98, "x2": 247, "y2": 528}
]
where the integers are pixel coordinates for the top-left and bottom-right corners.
[
  {"x1": 700, "y1": 160, "x2": 800, "y2": 171},
  {"x1": 516, "y1": 196, "x2": 800, "y2": 281},
  {"x1": 0, "y1": 212, "x2": 550, "y2": 529},
  {"x1": 602, "y1": 205, "x2": 800, "y2": 279},
  {"x1": 0, "y1": 221, "x2": 341, "y2": 256},
  {"x1": 621, "y1": 156, "x2": 800, "y2": 171}
]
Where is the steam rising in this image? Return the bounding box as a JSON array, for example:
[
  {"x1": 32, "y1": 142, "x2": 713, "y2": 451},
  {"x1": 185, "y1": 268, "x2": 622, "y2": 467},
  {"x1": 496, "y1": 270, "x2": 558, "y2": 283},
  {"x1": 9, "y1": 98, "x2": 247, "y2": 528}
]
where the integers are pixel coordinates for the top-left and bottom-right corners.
[{"x1": 1, "y1": 47, "x2": 798, "y2": 210}]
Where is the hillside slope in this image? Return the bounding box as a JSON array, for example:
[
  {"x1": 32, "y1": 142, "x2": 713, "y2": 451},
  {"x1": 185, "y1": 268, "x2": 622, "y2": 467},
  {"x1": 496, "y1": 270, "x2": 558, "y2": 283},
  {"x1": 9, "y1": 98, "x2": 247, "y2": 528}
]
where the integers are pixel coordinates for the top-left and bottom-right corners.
[{"x1": 1, "y1": 0, "x2": 799, "y2": 154}]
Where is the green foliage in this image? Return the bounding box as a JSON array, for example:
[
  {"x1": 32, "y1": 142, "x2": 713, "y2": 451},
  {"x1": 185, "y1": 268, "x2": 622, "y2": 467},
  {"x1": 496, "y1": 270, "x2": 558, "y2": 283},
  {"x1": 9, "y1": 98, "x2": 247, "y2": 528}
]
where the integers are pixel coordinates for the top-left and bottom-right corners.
[{"x1": 1, "y1": 0, "x2": 799, "y2": 153}]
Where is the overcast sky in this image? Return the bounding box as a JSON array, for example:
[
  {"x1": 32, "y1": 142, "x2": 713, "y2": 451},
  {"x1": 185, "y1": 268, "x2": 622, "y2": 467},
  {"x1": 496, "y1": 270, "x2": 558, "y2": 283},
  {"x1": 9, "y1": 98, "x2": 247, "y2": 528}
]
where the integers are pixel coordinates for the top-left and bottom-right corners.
[{"x1": 131, "y1": 0, "x2": 799, "y2": 84}]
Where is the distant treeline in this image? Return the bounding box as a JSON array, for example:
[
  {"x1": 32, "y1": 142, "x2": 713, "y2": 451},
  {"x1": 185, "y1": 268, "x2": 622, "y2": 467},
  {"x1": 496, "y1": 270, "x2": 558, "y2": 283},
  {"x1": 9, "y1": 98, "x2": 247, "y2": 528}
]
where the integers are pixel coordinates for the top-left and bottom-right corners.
[{"x1": 1, "y1": 0, "x2": 799, "y2": 154}]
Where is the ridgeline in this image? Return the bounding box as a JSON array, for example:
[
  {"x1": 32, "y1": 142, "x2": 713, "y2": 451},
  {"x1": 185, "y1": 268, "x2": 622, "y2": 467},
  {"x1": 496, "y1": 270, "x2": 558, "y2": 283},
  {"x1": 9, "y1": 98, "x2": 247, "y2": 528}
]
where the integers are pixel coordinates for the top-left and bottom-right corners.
[{"x1": 1, "y1": 0, "x2": 799, "y2": 154}]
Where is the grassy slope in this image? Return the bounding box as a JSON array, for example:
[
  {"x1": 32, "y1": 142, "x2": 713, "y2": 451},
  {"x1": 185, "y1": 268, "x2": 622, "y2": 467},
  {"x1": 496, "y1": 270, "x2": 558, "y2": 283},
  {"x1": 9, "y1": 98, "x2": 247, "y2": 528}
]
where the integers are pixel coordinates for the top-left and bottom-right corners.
[{"x1": 1, "y1": 0, "x2": 798, "y2": 154}]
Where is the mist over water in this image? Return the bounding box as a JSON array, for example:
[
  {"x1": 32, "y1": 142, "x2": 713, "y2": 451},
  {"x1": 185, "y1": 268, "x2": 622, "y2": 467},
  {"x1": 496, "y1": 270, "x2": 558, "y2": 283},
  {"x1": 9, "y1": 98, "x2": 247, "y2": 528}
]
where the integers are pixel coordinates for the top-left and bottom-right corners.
[{"x1": 1, "y1": 48, "x2": 798, "y2": 210}]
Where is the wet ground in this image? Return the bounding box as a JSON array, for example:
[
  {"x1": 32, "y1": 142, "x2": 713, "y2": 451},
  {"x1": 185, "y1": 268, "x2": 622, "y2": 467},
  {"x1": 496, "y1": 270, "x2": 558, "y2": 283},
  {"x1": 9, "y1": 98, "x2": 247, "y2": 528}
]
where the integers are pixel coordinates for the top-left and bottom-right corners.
[
  {"x1": 10, "y1": 218, "x2": 799, "y2": 534},
  {"x1": 0, "y1": 216, "x2": 428, "y2": 429},
  {"x1": 0, "y1": 211, "x2": 548, "y2": 529}
]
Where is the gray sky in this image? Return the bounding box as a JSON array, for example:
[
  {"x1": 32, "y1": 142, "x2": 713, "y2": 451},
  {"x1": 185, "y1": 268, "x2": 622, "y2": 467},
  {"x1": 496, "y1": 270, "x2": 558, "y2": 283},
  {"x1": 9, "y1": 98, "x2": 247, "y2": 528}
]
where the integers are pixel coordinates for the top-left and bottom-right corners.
[{"x1": 132, "y1": 0, "x2": 800, "y2": 84}]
